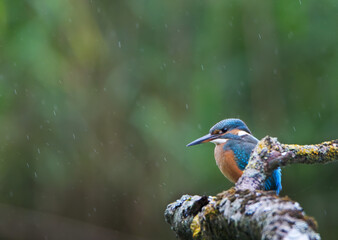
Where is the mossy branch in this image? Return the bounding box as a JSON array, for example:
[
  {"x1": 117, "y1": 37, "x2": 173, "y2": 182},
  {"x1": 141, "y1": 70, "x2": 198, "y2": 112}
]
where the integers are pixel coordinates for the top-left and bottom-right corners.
[
  {"x1": 165, "y1": 189, "x2": 319, "y2": 240},
  {"x1": 236, "y1": 136, "x2": 338, "y2": 192},
  {"x1": 165, "y1": 137, "x2": 338, "y2": 240}
]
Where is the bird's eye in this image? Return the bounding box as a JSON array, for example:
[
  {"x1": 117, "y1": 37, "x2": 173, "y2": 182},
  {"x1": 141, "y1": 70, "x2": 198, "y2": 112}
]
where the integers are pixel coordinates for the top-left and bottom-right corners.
[
  {"x1": 213, "y1": 129, "x2": 223, "y2": 135},
  {"x1": 212, "y1": 130, "x2": 220, "y2": 135},
  {"x1": 212, "y1": 128, "x2": 228, "y2": 135}
]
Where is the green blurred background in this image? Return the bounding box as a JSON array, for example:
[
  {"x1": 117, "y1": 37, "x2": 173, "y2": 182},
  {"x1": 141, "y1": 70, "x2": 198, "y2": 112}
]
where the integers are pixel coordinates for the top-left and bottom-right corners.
[{"x1": 0, "y1": 0, "x2": 337, "y2": 239}]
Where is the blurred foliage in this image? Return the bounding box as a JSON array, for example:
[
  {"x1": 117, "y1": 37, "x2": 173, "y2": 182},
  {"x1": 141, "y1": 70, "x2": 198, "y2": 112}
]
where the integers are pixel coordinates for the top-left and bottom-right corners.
[{"x1": 0, "y1": 0, "x2": 337, "y2": 239}]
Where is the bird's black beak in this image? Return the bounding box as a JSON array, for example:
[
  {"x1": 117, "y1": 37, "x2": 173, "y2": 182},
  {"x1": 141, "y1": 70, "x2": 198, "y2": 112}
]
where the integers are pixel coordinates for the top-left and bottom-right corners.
[{"x1": 186, "y1": 133, "x2": 216, "y2": 147}]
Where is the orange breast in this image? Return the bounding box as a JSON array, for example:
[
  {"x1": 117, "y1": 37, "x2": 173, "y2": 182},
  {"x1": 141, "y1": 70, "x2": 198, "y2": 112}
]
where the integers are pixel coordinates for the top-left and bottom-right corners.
[{"x1": 214, "y1": 144, "x2": 243, "y2": 183}]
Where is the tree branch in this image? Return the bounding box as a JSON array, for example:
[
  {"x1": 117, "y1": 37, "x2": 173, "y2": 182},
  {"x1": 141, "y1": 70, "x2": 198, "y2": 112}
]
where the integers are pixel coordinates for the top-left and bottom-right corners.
[
  {"x1": 236, "y1": 136, "x2": 338, "y2": 192},
  {"x1": 165, "y1": 190, "x2": 319, "y2": 240},
  {"x1": 165, "y1": 137, "x2": 338, "y2": 240}
]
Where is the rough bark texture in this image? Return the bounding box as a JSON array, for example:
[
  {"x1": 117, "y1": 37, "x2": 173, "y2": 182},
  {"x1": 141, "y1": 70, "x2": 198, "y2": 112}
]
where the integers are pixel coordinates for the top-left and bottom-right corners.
[
  {"x1": 236, "y1": 137, "x2": 338, "y2": 192},
  {"x1": 165, "y1": 190, "x2": 319, "y2": 240},
  {"x1": 165, "y1": 137, "x2": 338, "y2": 240}
]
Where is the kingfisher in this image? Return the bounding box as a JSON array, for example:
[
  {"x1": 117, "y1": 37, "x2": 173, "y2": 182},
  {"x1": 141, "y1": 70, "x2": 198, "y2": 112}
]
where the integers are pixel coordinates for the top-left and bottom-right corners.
[{"x1": 187, "y1": 118, "x2": 282, "y2": 195}]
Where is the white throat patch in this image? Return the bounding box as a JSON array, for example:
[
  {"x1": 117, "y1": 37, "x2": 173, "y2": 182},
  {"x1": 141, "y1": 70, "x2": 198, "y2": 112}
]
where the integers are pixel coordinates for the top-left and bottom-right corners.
[
  {"x1": 210, "y1": 130, "x2": 250, "y2": 145},
  {"x1": 237, "y1": 130, "x2": 249, "y2": 136},
  {"x1": 210, "y1": 139, "x2": 228, "y2": 145}
]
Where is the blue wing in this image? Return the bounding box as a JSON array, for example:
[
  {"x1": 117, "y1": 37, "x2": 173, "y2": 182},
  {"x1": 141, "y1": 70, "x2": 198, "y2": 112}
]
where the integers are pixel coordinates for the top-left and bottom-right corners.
[
  {"x1": 231, "y1": 142, "x2": 255, "y2": 170},
  {"x1": 264, "y1": 168, "x2": 282, "y2": 195}
]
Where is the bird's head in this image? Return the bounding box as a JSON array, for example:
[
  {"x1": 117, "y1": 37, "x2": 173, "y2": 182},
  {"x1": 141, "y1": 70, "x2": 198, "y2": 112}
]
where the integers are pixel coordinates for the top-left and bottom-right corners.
[{"x1": 186, "y1": 118, "x2": 252, "y2": 146}]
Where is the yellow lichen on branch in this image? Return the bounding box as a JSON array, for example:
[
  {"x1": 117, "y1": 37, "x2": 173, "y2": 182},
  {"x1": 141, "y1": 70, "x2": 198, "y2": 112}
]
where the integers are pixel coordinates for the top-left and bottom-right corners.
[
  {"x1": 281, "y1": 139, "x2": 338, "y2": 164},
  {"x1": 190, "y1": 201, "x2": 218, "y2": 239},
  {"x1": 190, "y1": 215, "x2": 201, "y2": 238}
]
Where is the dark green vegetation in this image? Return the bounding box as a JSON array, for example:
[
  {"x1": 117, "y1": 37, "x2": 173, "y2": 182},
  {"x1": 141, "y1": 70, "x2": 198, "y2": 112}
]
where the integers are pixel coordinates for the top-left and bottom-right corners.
[{"x1": 0, "y1": 0, "x2": 337, "y2": 239}]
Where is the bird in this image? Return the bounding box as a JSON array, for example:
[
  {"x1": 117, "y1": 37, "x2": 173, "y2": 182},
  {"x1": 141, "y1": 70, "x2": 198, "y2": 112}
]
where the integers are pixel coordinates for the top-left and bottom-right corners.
[{"x1": 187, "y1": 118, "x2": 282, "y2": 195}]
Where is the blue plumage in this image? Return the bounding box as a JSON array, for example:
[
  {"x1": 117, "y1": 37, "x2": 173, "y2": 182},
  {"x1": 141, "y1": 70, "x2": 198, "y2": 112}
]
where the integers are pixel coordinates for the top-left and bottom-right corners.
[{"x1": 187, "y1": 118, "x2": 282, "y2": 195}]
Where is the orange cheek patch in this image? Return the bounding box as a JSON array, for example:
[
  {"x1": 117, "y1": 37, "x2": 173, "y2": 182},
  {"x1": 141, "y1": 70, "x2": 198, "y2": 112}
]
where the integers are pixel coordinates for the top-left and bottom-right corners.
[{"x1": 227, "y1": 129, "x2": 240, "y2": 135}]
